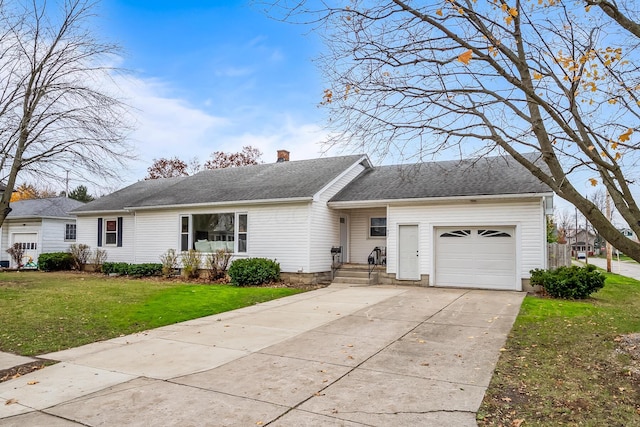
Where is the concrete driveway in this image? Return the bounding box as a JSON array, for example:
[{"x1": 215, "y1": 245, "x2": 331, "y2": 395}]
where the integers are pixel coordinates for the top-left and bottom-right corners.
[{"x1": 0, "y1": 285, "x2": 524, "y2": 426}]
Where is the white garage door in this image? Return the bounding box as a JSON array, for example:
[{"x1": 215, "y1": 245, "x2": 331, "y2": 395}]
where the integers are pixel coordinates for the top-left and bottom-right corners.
[
  {"x1": 11, "y1": 233, "x2": 39, "y2": 268},
  {"x1": 435, "y1": 227, "x2": 516, "y2": 290}
]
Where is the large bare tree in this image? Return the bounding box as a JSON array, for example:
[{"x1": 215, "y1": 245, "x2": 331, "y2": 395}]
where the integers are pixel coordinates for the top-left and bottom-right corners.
[
  {"x1": 0, "y1": 0, "x2": 131, "y2": 227},
  {"x1": 263, "y1": 0, "x2": 640, "y2": 260}
]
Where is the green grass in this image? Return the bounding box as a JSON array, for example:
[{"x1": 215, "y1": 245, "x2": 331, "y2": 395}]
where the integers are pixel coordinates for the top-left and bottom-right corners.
[
  {"x1": 0, "y1": 271, "x2": 303, "y2": 356},
  {"x1": 478, "y1": 272, "x2": 640, "y2": 426}
]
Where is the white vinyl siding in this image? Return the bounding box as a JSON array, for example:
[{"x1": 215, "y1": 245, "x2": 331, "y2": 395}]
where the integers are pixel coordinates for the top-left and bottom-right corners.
[
  {"x1": 348, "y1": 208, "x2": 387, "y2": 264},
  {"x1": 41, "y1": 219, "x2": 76, "y2": 253},
  {"x1": 387, "y1": 199, "x2": 544, "y2": 285},
  {"x1": 75, "y1": 214, "x2": 135, "y2": 263},
  {"x1": 133, "y1": 203, "x2": 312, "y2": 273},
  {"x1": 308, "y1": 162, "x2": 366, "y2": 272}
]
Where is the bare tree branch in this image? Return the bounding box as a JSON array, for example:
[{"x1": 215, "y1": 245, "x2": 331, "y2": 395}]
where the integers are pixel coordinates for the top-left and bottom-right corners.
[{"x1": 0, "y1": 0, "x2": 133, "y2": 226}]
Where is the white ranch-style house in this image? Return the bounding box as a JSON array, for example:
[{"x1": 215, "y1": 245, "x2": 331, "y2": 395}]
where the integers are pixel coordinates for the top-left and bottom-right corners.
[{"x1": 72, "y1": 151, "x2": 553, "y2": 291}]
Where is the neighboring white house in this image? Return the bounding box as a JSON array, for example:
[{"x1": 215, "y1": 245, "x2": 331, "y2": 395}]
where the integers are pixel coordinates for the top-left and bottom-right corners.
[
  {"x1": 72, "y1": 151, "x2": 553, "y2": 291},
  {"x1": 0, "y1": 197, "x2": 85, "y2": 268}
]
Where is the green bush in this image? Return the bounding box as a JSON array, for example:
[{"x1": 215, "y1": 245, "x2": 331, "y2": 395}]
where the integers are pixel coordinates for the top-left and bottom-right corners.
[
  {"x1": 102, "y1": 262, "x2": 129, "y2": 275},
  {"x1": 228, "y1": 258, "x2": 280, "y2": 287},
  {"x1": 38, "y1": 252, "x2": 74, "y2": 271},
  {"x1": 127, "y1": 263, "x2": 162, "y2": 277},
  {"x1": 102, "y1": 262, "x2": 162, "y2": 277},
  {"x1": 530, "y1": 264, "x2": 606, "y2": 299}
]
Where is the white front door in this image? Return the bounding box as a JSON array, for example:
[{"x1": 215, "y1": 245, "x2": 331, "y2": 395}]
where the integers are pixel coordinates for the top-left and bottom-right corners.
[
  {"x1": 11, "y1": 233, "x2": 39, "y2": 268},
  {"x1": 398, "y1": 224, "x2": 419, "y2": 280}
]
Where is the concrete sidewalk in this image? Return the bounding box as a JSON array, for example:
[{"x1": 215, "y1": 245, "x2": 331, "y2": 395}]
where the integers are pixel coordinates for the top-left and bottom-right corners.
[{"x1": 0, "y1": 285, "x2": 524, "y2": 426}]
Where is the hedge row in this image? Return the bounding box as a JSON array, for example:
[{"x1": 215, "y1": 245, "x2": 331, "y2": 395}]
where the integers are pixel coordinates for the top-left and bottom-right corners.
[{"x1": 102, "y1": 262, "x2": 162, "y2": 277}]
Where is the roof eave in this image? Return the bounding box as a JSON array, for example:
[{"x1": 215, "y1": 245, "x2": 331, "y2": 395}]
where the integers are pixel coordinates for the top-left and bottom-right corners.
[
  {"x1": 4, "y1": 215, "x2": 72, "y2": 221},
  {"x1": 72, "y1": 209, "x2": 131, "y2": 216},
  {"x1": 328, "y1": 192, "x2": 554, "y2": 209},
  {"x1": 126, "y1": 196, "x2": 314, "y2": 211}
]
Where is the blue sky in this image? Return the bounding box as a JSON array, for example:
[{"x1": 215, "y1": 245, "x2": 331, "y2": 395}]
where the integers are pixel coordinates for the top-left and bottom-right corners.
[{"x1": 95, "y1": 0, "x2": 338, "y2": 185}]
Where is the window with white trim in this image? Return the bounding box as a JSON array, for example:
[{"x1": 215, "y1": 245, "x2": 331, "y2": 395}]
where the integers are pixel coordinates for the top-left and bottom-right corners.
[
  {"x1": 369, "y1": 217, "x2": 387, "y2": 238},
  {"x1": 105, "y1": 219, "x2": 118, "y2": 245},
  {"x1": 65, "y1": 224, "x2": 77, "y2": 241},
  {"x1": 180, "y1": 212, "x2": 247, "y2": 253}
]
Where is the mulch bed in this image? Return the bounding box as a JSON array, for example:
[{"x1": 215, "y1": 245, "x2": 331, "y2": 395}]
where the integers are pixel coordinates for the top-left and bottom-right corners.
[{"x1": 0, "y1": 359, "x2": 54, "y2": 384}]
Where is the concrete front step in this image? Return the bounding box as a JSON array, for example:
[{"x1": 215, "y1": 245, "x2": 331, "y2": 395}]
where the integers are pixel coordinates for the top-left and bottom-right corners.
[
  {"x1": 331, "y1": 268, "x2": 378, "y2": 286},
  {"x1": 331, "y1": 276, "x2": 377, "y2": 286},
  {"x1": 333, "y1": 270, "x2": 372, "y2": 279}
]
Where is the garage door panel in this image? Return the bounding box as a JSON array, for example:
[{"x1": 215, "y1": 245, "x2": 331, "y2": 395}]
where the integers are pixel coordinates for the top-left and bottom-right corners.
[{"x1": 436, "y1": 226, "x2": 516, "y2": 290}]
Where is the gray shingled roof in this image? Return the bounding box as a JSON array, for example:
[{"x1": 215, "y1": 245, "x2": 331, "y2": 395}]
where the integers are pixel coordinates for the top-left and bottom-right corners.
[
  {"x1": 73, "y1": 155, "x2": 367, "y2": 212},
  {"x1": 7, "y1": 197, "x2": 85, "y2": 219},
  {"x1": 131, "y1": 155, "x2": 367, "y2": 208},
  {"x1": 330, "y1": 154, "x2": 551, "y2": 202},
  {"x1": 72, "y1": 177, "x2": 187, "y2": 213}
]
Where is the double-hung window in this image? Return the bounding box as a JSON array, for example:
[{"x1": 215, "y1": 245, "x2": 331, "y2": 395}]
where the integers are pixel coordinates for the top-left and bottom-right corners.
[
  {"x1": 105, "y1": 219, "x2": 118, "y2": 245},
  {"x1": 65, "y1": 224, "x2": 77, "y2": 241},
  {"x1": 369, "y1": 217, "x2": 387, "y2": 238}
]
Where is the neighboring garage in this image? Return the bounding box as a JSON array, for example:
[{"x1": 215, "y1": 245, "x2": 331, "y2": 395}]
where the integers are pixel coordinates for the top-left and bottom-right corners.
[
  {"x1": 435, "y1": 226, "x2": 517, "y2": 290},
  {"x1": 11, "y1": 232, "x2": 39, "y2": 267}
]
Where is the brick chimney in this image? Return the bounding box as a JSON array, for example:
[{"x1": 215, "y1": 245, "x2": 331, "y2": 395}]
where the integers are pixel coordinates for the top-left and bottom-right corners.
[{"x1": 276, "y1": 150, "x2": 290, "y2": 163}]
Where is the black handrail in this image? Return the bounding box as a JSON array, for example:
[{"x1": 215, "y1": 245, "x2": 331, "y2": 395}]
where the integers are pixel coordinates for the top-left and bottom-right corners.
[
  {"x1": 331, "y1": 246, "x2": 342, "y2": 280},
  {"x1": 367, "y1": 247, "x2": 379, "y2": 279}
]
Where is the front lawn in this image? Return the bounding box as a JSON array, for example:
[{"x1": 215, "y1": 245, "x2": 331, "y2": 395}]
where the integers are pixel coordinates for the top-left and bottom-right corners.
[
  {"x1": 0, "y1": 271, "x2": 304, "y2": 356},
  {"x1": 479, "y1": 272, "x2": 640, "y2": 425}
]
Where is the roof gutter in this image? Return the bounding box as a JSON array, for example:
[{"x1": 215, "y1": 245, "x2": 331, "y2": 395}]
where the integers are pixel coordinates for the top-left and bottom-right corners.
[
  {"x1": 328, "y1": 192, "x2": 554, "y2": 209},
  {"x1": 5, "y1": 216, "x2": 75, "y2": 221},
  {"x1": 72, "y1": 209, "x2": 131, "y2": 216}
]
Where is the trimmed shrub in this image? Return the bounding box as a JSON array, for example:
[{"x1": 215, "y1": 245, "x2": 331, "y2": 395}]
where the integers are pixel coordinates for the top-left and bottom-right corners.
[
  {"x1": 101, "y1": 262, "x2": 162, "y2": 277},
  {"x1": 127, "y1": 263, "x2": 162, "y2": 277},
  {"x1": 102, "y1": 262, "x2": 129, "y2": 275},
  {"x1": 228, "y1": 258, "x2": 280, "y2": 287},
  {"x1": 530, "y1": 264, "x2": 605, "y2": 299},
  {"x1": 38, "y1": 252, "x2": 74, "y2": 271}
]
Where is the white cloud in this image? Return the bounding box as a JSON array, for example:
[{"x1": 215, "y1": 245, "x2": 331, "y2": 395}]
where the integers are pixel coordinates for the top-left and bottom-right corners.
[{"x1": 109, "y1": 74, "x2": 342, "y2": 183}]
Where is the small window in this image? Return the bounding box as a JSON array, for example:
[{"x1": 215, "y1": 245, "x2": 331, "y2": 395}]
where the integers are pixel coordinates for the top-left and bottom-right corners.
[
  {"x1": 440, "y1": 230, "x2": 471, "y2": 238},
  {"x1": 65, "y1": 224, "x2": 77, "y2": 241},
  {"x1": 237, "y1": 213, "x2": 247, "y2": 253},
  {"x1": 105, "y1": 219, "x2": 118, "y2": 245},
  {"x1": 370, "y1": 217, "x2": 387, "y2": 238},
  {"x1": 478, "y1": 229, "x2": 511, "y2": 238},
  {"x1": 180, "y1": 216, "x2": 189, "y2": 251}
]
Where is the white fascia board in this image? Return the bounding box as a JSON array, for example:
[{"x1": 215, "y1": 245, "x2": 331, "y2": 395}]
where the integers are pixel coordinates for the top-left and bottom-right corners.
[
  {"x1": 72, "y1": 210, "x2": 130, "y2": 216},
  {"x1": 126, "y1": 196, "x2": 313, "y2": 211},
  {"x1": 312, "y1": 155, "x2": 372, "y2": 202},
  {"x1": 328, "y1": 192, "x2": 554, "y2": 209},
  {"x1": 7, "y1": 216, "x2": 73, "y2": 221}
]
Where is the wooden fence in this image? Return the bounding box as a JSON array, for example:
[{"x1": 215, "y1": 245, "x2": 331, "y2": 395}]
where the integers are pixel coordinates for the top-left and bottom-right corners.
[{"x1": 547, "y1": 243, "x2": 571, "y2": 269}]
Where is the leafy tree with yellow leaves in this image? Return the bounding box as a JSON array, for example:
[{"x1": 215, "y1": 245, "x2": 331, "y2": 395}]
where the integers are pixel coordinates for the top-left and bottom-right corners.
[{"x1": 264, "y1": 0, "x2": 640, "y2": 261}]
